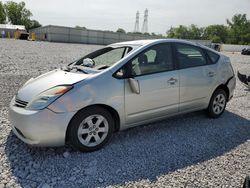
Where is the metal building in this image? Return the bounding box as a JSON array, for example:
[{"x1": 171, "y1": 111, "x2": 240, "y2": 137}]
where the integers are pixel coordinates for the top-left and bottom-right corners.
[
  {"x1": 0, "y1": 24, "x2": 26, "y2": 38},
  {"x1": 30, "y1": 25, "x2": 212, "y2": 46}
]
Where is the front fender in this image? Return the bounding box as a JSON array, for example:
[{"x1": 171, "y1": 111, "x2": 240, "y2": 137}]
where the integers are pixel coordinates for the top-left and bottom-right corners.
[{"x1": 47, "y1": 72, "x2": 126, "y2": 127}]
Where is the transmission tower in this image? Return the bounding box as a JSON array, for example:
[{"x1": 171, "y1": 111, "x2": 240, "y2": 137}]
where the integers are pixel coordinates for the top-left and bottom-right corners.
[
  {"x1": 134, "y1": 11, "x2": 140, "y2": 33},
  {"x1": 141, "y1": 9, "x2": 149, "y2": 33}
]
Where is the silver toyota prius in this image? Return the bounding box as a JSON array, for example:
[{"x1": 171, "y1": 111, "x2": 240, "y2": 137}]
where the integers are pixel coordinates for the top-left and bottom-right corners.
[{"x1": 9, "y1": 39, "x2": 236, "y2": 152}]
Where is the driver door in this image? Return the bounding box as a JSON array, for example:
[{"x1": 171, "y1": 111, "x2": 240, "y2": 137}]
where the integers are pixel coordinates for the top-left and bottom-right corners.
[{"x1": 124, "y1": 43, "x2": 179, "y2": 126}]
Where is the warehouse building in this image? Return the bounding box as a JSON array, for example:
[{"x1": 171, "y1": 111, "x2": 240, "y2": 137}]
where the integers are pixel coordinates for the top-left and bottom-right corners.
[
  {"x1": 0, "y1": 24, "x2": 26, "y2": 38},
  {"x1": 30, "y1": 25, "x2": 212, "y2": 46}
]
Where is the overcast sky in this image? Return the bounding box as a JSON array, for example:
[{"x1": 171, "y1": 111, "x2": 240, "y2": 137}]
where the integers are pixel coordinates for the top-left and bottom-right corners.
[{"x1": 2, "y1": 0, "x2": 250, "y2": 34}]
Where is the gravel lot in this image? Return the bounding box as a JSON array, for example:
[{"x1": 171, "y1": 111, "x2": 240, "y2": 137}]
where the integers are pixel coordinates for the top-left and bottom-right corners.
[{"x1": 0, "y1": 39, "x2": 249, "y2": 188}]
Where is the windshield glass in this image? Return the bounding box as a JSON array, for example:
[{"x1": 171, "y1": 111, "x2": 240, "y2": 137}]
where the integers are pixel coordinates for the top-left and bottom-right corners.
[
  {"x1": 93, "y1": 47, "x2": 128, "y2": 66},
  {"x1": 73, "y1": 46, "x2": 134, "y2": 70}
]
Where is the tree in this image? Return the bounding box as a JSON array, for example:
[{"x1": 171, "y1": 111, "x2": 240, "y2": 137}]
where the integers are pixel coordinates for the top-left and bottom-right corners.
[
  {"x1": 203, "y1": 25, "x2": 229, "y2": 43},
  {"x1": 188, "y1": 24, "x2": 204, "y2": 40},
  {"x1": 75, "y1": 25, "x2": 86, "y2": 29},
  {"x1": 0, "y1": 1, "x2": 6, "y2": 24},
  {"x1": 116, "y1": 28, "x2": 126, "y2": 33},
  {"x1": 226, "y1": 14, "x2": 250, "y2": 44},
  {"x1": 166, "y1": 14, "x2": 250, "y2": 44},
  {"x1": 167, "y1": 25, "x2": 189, "y2": 39},
  {"x1": 143, "y1": 32, "x2": 150, "y2": 36},
  {"x1": 167, "y1": 25, "x2": 203, "y2": 40},
  {"x1": 29, "y1": 20, "x2": 41, "y2": 30},
  {"x1": 4, "y1": 1, "x2": 32, "y2": 30}
]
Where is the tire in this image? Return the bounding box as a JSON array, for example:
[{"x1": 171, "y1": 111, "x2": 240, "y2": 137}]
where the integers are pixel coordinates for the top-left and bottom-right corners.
[
  {"x1": 207, "y1": 89, "x2": 227, "y2": 118},
  {"x1": 68, "y1": 106, "x2": 114, "y2": 152}
]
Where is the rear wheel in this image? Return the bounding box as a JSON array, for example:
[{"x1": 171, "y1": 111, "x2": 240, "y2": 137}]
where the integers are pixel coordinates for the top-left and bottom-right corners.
[
  {"x1": 207, "y1": 89, "x2": 227, "y2": 118},
  {"x1": 68, "y1": 107, "x2": 114, "y2": 152}
]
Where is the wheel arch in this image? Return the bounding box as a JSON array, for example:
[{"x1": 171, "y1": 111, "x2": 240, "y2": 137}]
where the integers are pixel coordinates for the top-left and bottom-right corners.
[
  {"x1": 65, "y1": 104, "x2": 120, "y2": 143},
  {"x1": 211, "y1": 84, "x2": 229, "y2": 102}
]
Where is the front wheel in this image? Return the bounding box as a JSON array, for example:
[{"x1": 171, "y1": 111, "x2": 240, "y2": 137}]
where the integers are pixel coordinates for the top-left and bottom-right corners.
[
  {"x1": 68, "y1": 107, "x2": 114, "y2": 152},
  {"x1": 207, "y1": 89, "x2": 227, "y2": 118}
]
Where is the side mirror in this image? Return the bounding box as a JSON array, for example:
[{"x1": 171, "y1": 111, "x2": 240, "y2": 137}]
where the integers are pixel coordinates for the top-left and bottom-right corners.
[
  {"x1": 83, "y1": 58, "x2": 95, "y2": 68},
  {"x1": 128, "y1": 78, "x2": 140, "y2": 94}
]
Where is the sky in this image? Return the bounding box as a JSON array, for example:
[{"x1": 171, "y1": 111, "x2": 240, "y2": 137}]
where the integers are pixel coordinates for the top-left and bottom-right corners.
[{"x1": 2, "y1": 0, "x2": 250, "y2": 34}]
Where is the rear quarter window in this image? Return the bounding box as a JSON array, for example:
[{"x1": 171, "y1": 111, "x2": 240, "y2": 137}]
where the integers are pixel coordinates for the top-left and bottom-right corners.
[{"x1": 206, "y1": 50, "x2": 220, "y2": 64}]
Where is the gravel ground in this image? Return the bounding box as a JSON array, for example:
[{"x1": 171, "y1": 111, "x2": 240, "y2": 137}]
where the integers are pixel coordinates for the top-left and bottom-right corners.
[{"x1": 0, "y1": 39, "x2": 249, "y2": 188}]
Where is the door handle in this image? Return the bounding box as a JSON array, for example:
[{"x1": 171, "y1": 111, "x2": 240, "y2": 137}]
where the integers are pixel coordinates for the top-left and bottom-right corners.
[
  {"x1": 167, "y1": 78, "x2": 178, "y2": 85},
  {"x1": 208, "y1": 72, "x2": 215, "y2": 77}
]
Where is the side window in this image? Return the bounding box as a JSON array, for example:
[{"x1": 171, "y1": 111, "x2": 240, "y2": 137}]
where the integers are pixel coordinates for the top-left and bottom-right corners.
[
  {"x1": 144, "y1": 50, "x2": 157, "y2": 63},
  {"x1": 129, "y1": 43, "x2": 174, "y2": 76},
  {"x1": 175, "y1": 43, "x2": 207, "y2": 69},
  {"x1": 206, "y1": 50, "x2": 219, "y2": 64}
]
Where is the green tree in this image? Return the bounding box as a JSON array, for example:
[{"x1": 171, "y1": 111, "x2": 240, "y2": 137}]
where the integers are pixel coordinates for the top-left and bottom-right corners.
[
  {"x1": 29, "y1": 20, "x2": 41, "y2": 30},
  {"x1": 0, "y1": 1, "x2": 6, "y2": 24},
  {"x1": 133, "y1": 31, "x2": 142, "y2": 35},
  {"x1": 166, "y1": 14, "x2": 250, "y2": 44},
  {"x1": 143, "y1": 32, "x2": 150, "y2": 36},
  {"x1": 116, "y1": 28, "x2": 126, "y2": 33},
  {"x1": 203, "y1": 25, "x2": 229, "y2": 43},
  {"x1": 167, "y1": 25, "x2": 203, "y2": 39},
  {"x1": 4, "y1": 1, "x2": 32, "y2": 29},
  {"x1": 227, "y1": 14, "x2": 250, "y2": 44},
  {"x1": 188, "y1": 24, "x2": 204, "y2": 39},
  {"x1": 167, "y1": 25, "x2": 189, "y2": 39},
  {"x1": 75, "y1": 25, "x2": 86, "y2": 29},
  {"x1": 188, "y1": 24, "x2": 204, "y2": 40}
]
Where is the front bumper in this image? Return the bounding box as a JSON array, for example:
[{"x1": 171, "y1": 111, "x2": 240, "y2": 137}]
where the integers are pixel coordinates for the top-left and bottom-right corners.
[{"x1": 9, "y1": 97, "x2": 75, "y2": 147}]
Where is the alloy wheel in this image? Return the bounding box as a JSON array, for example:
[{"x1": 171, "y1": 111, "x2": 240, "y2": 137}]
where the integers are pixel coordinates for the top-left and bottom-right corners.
[
  {"x1": 212, "y1": 94, "x2": 226, "y2": 115},
  {"x1": 77, "y1": 115, "x2": 109, "y2": 147}
]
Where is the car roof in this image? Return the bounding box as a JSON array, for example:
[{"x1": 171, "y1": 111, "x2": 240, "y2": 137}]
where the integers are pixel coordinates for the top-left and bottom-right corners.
[
  {"x1": 108, "y1": 39, "x2": 221, "y2": 73},
  {"x1": 111, "y1": 39, "x2": 159, "y2": 46},
  {"x1": 109, "y1": 39, "x2": 221, "y2": 55},
  {"x1": 108, "y1": 39, "x2": 209, "y2": 48},
  {"x1": 109, "y1": 39, "x2": 200, "y2": 47}
]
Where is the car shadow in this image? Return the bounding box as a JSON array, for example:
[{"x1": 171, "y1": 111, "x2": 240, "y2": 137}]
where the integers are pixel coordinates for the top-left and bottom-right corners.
[{"x1": 4, "y1": 110, "x2": 250, "y2": 187}]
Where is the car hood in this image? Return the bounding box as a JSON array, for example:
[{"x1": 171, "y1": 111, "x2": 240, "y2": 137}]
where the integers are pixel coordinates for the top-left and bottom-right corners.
[{"x1": 17, "y1": 69, "x2": 89, "y2": 102}]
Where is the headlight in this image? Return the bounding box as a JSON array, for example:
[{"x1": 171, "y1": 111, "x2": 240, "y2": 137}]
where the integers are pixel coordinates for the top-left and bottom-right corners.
[{"x1": 26, "y1": 85, "x2": 73, "y2": 110}]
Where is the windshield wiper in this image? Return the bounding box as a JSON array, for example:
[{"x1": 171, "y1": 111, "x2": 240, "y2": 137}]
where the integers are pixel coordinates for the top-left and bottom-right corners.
[{"x1": 96, "y1": 65, "x2": 109, "y2": 70}]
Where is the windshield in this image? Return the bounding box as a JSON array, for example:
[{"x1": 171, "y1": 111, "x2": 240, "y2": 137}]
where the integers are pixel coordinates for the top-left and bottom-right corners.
[{"x1": 73, "y1": 46, "x2": 134, "y2": 70}]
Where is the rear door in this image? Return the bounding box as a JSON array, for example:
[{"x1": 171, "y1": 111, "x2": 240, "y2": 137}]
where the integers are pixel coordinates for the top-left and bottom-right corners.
[{"x1": 174, "y1": 43, "x2": 217, "y2": 112}]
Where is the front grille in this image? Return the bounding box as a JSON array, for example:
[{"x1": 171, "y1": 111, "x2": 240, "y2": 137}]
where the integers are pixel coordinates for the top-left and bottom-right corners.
[{"x1": 14, "y1": 98, "x2": 28, "y2": 108}]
